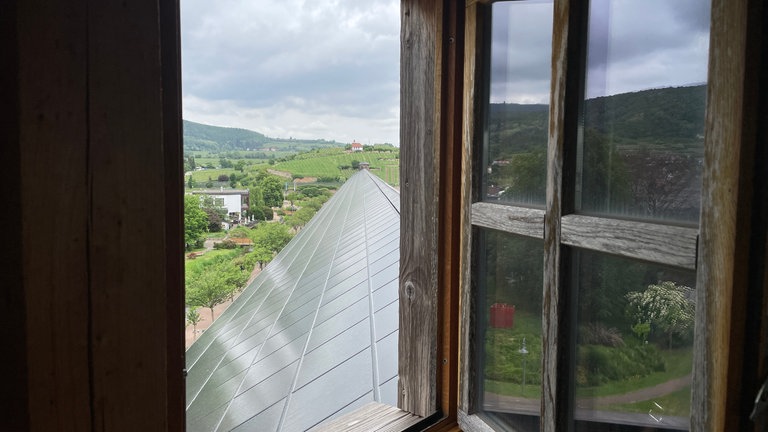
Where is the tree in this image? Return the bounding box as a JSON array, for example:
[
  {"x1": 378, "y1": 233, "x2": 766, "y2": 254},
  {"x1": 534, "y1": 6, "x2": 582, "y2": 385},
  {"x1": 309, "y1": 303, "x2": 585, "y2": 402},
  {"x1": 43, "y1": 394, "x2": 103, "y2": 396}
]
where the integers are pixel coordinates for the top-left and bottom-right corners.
[
  {"x1": 505, "y1": 147, "x2": 546, "y2": 201},
  {"x1": 234, "y1": 160, "x2": 246, "y2": 172},
  {"x1": 184, "y1": 195, "x2": 207, "y2": 250},
  {"x1": 186, "y1": 260, "x2": 248, "y2": 321},
  {"x1": 259, "y1": 175, "x2": 284, "y2": 207},
  {"x1": 248, "y1": 246, "x2": 274, "y2": 270},
  {"x1": 251, "y1": 222, "x2": 292, "y2": 253},
  {"x1": 187, "y1": 175, "x2": 196, "y2": 189},
  {"x1": 199, "y1": 195, "x2": 227, "y2": 232},
  {"x1": 247, "y1": 187, "x2": 267, "y2": 221},
  {"x1": 186, "y1": 307, "x2": 203, "y2": 340},
  {"x1": 285, "y1": 206, "x2": 314, "y2": 232},
  {"x1": 184, "y1": 155, "x2": 197, "y2": 172},
  {"x1": 186, "y1": 269, "x2": 231, "y2": 322},
  {"x1": 626, "y1": 281, "x2": 695, "y2": 348},
  {"x1": 581, "y1": 128, "x2": 631, "y2": 213},
  {"x1": 285, "y1": 192, "x2": 303, "y2": 209}
]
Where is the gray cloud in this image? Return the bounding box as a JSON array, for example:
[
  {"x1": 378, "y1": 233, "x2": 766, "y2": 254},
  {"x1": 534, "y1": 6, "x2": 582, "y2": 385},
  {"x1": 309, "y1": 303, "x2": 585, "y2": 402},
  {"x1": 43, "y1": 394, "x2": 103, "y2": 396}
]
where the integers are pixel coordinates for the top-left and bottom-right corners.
[
  {"x1": 489, "y1": 0, "x2": 554, "y2": 104},
  {"x1": 585, "y1": 0, "x2": 710, "y2": 98},
  {"x1": 487, "y1": 0, "x2": 710, "y2": 104},
  {"x1": 181, "y1": 0, "x2": 401, "y2": 145}
]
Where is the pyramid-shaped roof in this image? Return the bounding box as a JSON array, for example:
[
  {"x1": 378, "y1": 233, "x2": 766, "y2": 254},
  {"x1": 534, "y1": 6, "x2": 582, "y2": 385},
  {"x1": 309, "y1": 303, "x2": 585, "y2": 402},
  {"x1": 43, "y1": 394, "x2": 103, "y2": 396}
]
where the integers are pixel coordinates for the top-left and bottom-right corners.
[{"x1": 186, "y1": 170, "x2": 401, "y2": 431}]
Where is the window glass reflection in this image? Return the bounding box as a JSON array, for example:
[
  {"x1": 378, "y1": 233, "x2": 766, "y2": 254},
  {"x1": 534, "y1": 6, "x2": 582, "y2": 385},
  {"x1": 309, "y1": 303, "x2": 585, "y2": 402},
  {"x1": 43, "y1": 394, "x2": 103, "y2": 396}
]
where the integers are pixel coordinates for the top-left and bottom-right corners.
[
  {"x1": 477, "y1": 228, "x2": 543, "y2": 431},
  {"x1": 578, "y1": 0, "x2": 710, "y2": 223},
  {"x1": 574, "y1": 249, "x2": 695, "y2": 431},
  {"x1": 482, "y1": 0, "x2": 553, "y2": 206}
]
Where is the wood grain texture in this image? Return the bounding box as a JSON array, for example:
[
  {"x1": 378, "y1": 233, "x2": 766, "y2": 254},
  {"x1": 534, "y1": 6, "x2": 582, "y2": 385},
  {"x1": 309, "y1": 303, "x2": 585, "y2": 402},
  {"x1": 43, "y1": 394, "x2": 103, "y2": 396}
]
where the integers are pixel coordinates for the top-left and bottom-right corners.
[
  {"x1": 457, "y1": 409, "x2": 497, "y2": 432},
  {"x1": 691, "y1": 0, "x2": 766, "y2": 431},
  {"x1": 5, "y1": 1, "x2": 182, "y2": 430},
  {"x1": 399, "y1": 0, "x2": 440, "y2": 417},
  {"x1": 0, "y1": 1, "x2": 26, "y2": 429},
  {"x1": 160, "y1": 0, "x2": 186, "y2": 426},
  {"x1": 16, "y1": 1, "x2": 92, "y2": 430},
  {"x1": 313, "y1": 402, "x2": 423, "y2": 432},
  {"x1": 459, "y1": 1, "x2": 484, "y2": 415},
  {"x1": 561, "y1": 215, "x2": 698, "y2": 270},
  {"x1": 435, "y1": 0, "x2": 464, "y2": 426},
  {"x1": 542, "y1": 0, "x2": 566, "y2": 429},
  {"x1": 692, "y1": 0, "x2": 744, "y2": 430},
  {"x1": 88, "y1": 0, "x2": 169, "y2": 429},
  {"x1": 471, "y1": 203, "x2": 544, "y2": 240}
]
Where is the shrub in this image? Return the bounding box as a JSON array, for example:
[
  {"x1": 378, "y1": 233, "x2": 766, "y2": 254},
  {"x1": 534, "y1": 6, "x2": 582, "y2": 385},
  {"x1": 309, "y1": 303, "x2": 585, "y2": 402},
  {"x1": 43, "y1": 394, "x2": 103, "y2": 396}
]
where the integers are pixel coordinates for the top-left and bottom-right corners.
[
  {"x1": 577, "y1": 343, "x2": 665, "y2": 386},
  {"x1": 484, "y1": 330, "x2": 542, "y2": 385},
  {"x1": 213, "y1": 240, "x2": 237, "y2": 249},
  {"x1": 579, "y1": 322, "x2": 624, "y2": 347}
]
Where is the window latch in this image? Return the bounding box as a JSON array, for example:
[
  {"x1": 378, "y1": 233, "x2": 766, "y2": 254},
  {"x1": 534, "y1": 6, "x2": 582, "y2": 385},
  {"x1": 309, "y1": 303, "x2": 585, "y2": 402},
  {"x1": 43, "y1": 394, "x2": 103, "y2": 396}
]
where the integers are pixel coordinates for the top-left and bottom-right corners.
[{"x1": 750, "y1": 376, "x2": 768, "y2": 422}]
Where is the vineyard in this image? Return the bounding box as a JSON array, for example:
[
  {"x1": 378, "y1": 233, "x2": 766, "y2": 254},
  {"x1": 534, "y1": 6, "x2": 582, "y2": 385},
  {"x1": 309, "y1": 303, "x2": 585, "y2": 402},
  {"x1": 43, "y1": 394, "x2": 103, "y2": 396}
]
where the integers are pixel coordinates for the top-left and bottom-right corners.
[{"x1": 273, "y1": 147, "x2": 400, "y2": 185}]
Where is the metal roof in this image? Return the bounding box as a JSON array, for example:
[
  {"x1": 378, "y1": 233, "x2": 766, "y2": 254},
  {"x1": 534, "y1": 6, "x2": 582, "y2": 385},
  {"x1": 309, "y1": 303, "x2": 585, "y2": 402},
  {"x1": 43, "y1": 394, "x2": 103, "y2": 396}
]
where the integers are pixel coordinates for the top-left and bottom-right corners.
[{"x1": 186, "y1": 170, "x2": 401, "y2": 432}]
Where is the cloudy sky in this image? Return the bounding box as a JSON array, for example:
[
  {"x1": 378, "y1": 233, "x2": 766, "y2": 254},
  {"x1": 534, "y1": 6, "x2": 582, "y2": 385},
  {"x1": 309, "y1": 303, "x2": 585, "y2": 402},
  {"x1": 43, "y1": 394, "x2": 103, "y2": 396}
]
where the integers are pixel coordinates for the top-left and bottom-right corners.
[
  {"x1": 181, "y1": 0, "x2": 401, "y2": 145},
  {"x1": 490, "y1": 0, "x2": 710, "y2": 104},
  {"x1": 182, "y1": 0, "x2": 711, "y2": 145}
]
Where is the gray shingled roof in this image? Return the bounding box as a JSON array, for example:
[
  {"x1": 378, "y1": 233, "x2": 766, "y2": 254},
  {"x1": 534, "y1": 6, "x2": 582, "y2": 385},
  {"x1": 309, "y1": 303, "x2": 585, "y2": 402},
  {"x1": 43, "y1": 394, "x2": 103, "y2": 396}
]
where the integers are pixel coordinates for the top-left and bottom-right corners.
[{"x1": 186, "y1": 170, "x2": 401, "y2": 432}]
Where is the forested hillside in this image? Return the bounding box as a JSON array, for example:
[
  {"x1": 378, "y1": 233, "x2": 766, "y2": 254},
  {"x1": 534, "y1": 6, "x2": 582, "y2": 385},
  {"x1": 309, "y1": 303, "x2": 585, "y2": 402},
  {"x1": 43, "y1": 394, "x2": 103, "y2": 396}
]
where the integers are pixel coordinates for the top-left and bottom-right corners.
[
  {"x1": 183, "y1": 120, "x2": 341, "y2": 153},
  {"x1": 487, "y1": 84, "x2": 706, "y2": 158},
  {"x1": 485, "y1": 84, "x2": 706, "y2": 221}
]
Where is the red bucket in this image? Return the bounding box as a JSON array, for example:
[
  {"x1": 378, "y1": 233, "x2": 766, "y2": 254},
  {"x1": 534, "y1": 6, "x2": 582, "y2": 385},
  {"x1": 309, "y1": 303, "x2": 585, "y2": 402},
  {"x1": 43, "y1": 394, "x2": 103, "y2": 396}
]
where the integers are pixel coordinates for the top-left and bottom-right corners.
[{"x1": 490, "y1": 303, "x2": 515, "y2": 328}]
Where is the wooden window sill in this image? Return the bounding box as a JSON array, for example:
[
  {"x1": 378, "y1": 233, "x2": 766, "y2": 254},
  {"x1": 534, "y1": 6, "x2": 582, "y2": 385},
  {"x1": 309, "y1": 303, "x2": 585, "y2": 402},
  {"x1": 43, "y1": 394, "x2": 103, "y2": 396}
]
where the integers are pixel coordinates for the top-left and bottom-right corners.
[{"x1": 313, "y1": 402, "x2": 424, "y2": 432}]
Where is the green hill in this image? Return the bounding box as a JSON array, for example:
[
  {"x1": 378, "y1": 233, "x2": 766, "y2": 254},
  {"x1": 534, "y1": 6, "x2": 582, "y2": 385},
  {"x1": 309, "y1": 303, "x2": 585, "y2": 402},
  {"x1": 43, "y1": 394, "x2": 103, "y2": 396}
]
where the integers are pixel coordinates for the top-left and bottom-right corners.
[
  {"x1": 488, "y1": 84, "x2": 706, "y2": 159},
  {"x1": 183, "y1": 120, "x2": 342, "y2": 153}
]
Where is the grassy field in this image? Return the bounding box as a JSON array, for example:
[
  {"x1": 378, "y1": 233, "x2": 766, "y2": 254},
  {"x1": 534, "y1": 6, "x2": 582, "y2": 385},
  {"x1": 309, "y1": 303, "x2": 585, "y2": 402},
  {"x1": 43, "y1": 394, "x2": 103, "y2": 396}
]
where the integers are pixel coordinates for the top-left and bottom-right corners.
[{"x1": 186, "y1": 168, "x2": 242, "y2": 184}]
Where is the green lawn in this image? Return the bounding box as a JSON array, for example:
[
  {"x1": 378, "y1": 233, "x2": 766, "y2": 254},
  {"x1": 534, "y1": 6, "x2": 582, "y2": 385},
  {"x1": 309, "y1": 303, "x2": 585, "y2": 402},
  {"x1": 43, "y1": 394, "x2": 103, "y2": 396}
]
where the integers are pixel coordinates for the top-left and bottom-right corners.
[
  {"x1": 205, "y1": 231, "x2": 227, "y2": 240},
  {"x1": 485, "y1": 377, "x2": 543, "y2": 399},
  {"x1": 604, "y1": 386, "x2": 691, "y2": 417},
  {"x1": 185, "y1": 249, "x2": 241, "y2": 273},
  {"x1": 484, "y1": 325, "x2": 693, "y2": 409},
  {"x1": 574, "y1": 348, "x2": 692, "y2": 398}
]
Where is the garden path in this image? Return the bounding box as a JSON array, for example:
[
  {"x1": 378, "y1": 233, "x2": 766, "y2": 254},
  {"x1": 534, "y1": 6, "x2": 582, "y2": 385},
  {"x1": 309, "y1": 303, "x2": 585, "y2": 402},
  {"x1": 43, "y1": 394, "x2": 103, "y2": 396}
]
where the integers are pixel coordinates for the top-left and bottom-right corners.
[
  {"x1": 575, "y1": 373, "x2": 692, "y2": 407},
  {"x1": 483, "y1": 373, "x2": 692, "y2": 415}
]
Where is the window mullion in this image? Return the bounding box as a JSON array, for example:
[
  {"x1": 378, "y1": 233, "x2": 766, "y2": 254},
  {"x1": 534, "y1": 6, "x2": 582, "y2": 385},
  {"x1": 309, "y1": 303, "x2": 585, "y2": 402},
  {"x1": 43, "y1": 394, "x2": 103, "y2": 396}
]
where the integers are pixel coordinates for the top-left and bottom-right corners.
[{"x1": 543, "y1": 0, "x2": 588, "y2": 430}]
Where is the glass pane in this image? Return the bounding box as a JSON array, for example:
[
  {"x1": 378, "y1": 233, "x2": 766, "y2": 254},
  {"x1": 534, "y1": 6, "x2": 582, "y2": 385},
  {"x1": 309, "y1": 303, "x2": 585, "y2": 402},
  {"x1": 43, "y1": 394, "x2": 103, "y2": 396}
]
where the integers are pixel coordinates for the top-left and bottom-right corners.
[
  {"x1": 574, "y1": 249, "x2": 696, "y2": 431},
  {"x1": 482, "y1": 0, "x2": 553, "y2": 206},
  {"x1": 578, "y1": 0, "x2": 710, "y2": 223},
  {"x1": 476, "y1": 228, "x2": 543, "y2": 431}
]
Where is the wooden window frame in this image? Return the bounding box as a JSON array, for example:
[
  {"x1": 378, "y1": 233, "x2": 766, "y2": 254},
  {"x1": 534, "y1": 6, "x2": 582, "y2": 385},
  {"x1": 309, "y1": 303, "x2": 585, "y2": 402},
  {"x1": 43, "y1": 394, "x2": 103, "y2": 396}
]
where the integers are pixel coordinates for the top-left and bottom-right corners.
[
  {"x1": 5, "y1": 0, "x2": 764, "y2": 430},
  {"x1": 452, "y1": 0, "x2": 768, "y2": 431}
]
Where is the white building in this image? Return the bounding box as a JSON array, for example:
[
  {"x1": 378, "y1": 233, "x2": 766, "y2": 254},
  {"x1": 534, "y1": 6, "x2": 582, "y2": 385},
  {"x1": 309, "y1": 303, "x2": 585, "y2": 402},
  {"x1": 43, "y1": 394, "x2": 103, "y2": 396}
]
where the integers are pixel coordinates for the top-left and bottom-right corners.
[{"x1": 190, "y1": 188, "x2": 249, "y2": 223}]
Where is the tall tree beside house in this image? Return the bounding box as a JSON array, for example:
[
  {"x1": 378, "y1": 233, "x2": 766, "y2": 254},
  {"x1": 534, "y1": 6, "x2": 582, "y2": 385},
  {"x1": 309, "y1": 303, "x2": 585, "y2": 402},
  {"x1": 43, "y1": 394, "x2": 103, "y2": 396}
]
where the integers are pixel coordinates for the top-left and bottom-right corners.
[
  {"x1": 184, "y1": 194, "x2": 207, "y2": 250},
  {"x1": 259, "y1": 175, "x2": 285, "y2": 208},
  {"x1": 199, "y1": 195, "x2": 227, "y2": 232}
]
